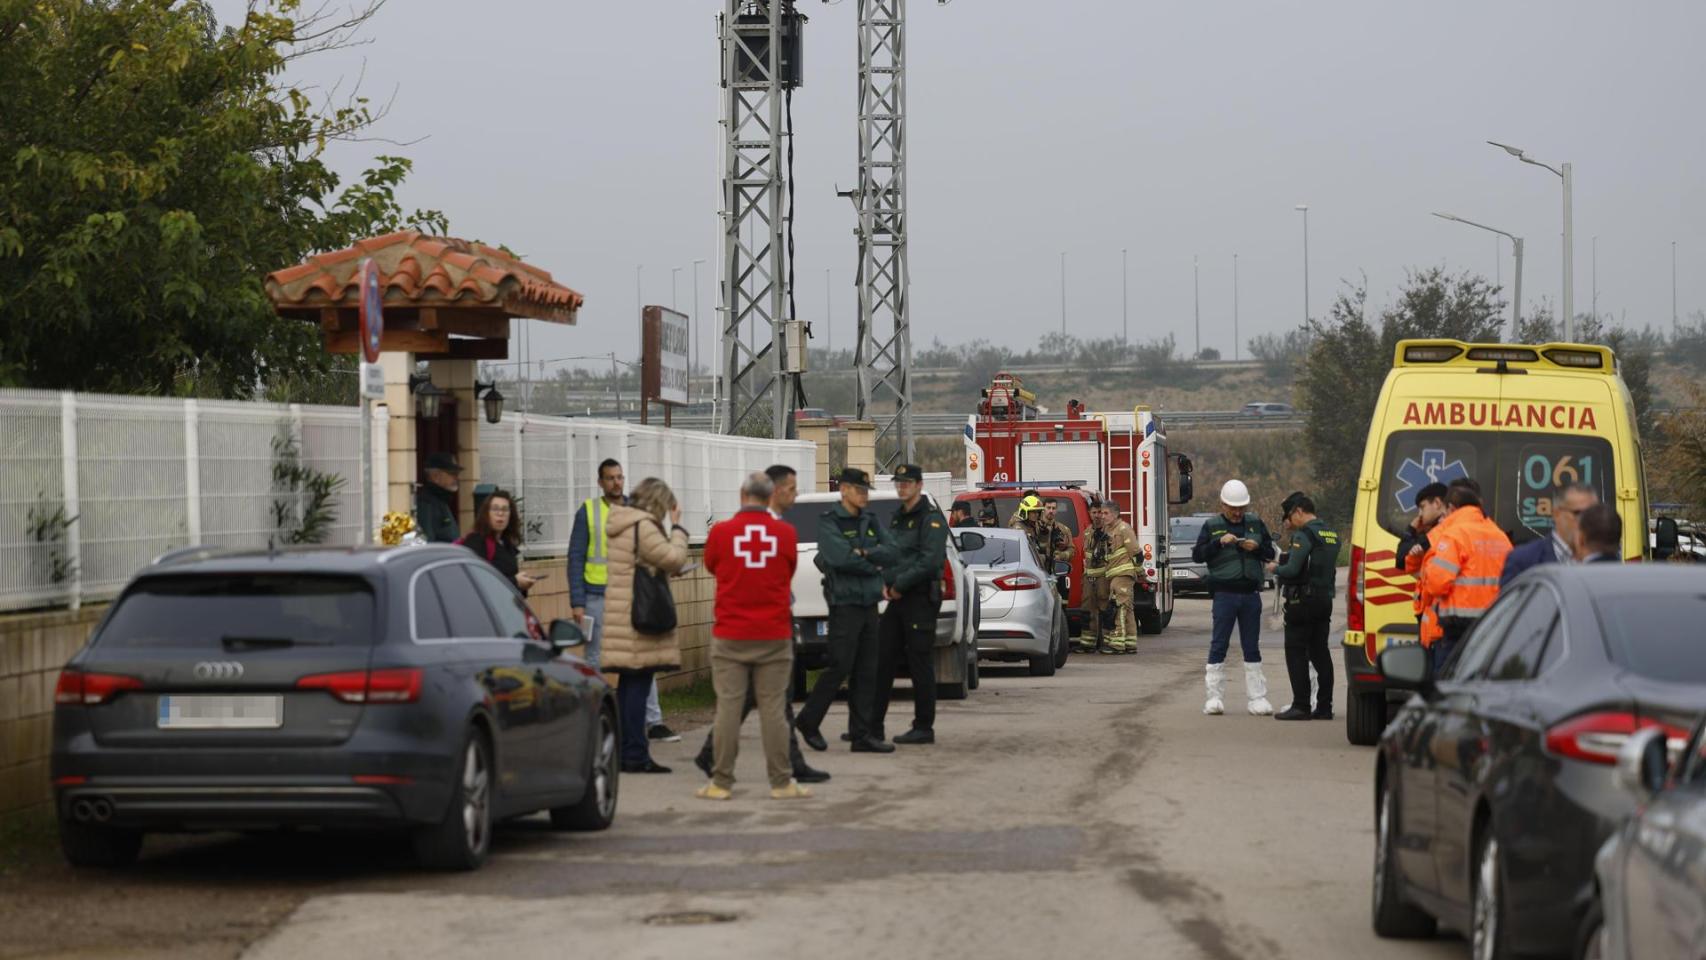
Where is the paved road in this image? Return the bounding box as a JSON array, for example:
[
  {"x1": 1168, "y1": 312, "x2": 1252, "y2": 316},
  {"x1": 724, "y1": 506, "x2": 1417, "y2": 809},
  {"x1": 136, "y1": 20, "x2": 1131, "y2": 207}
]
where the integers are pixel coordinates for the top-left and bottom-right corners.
[{"x1": 2, "y1": 595, "x2": 1468, "y2": 960}]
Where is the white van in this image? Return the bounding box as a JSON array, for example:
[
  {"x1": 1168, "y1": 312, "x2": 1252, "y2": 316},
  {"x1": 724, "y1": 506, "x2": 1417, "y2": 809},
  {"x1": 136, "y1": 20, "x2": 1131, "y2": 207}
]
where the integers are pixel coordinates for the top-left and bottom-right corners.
[{"x1": 776, "y1": 491, "x2": 981, "y2": 700}]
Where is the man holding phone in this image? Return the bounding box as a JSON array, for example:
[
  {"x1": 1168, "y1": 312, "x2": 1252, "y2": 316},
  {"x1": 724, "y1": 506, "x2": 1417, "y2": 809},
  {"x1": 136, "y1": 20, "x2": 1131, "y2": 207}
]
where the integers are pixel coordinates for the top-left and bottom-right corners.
[{"x1": 1191, "y1": 479, "x2": 1277, "y2": 716}]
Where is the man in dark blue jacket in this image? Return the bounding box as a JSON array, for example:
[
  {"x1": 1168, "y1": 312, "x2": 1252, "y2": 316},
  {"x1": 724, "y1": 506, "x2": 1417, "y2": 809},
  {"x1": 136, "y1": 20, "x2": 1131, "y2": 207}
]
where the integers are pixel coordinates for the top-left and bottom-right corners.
[{"x1": 1500, "y1": 484, "x2": 1598, "y2": 588}]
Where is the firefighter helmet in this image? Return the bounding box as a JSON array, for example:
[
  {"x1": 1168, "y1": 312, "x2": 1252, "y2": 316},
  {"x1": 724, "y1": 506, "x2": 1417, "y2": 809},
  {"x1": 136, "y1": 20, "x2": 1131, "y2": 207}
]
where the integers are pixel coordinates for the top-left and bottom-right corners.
[{"x1": 1018, "y1": 494, "x2": 1044, "y2": 516}]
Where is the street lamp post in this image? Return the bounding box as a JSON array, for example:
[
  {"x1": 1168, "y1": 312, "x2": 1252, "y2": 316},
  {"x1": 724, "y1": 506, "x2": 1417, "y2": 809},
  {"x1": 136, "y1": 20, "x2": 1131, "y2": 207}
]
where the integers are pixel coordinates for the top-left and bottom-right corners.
[
  {"x1": 1193, "y1": 254, "x2": 1200, "y2": 359},
  {"x1": 1489, "y1": 141, "x2": 1573, "y2": 341},
  {"x1": 1233, "y1": 253, "x2": 1240, "y2": 362},
  {"x1": 1295, "y1": 204, "x2": 1310, "y2": 324},
  {"x1": 1433, "y1": 212, "x2": 1523, "y2": 341},
  {"x1": 1121, "y1": 247, "x2": 1128, "y2": 344},
  {"x1": 692, "y1": 258, "x2": 706, "y2": 405},
  {"x1": 1060, "y1": 252, "x2": 1067, "y2": 336},
  {"x1": 671, "y1": 266, "x2": 682, "y2": 311},
  {"x1": 825, "y1": 267, "x2": 832, "y2": 356}
]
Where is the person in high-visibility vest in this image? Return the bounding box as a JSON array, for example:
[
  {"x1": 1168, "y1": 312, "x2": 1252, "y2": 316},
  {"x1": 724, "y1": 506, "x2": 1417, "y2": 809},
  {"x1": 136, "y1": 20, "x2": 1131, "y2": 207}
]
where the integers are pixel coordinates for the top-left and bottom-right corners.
[
  {"x1": 1417, "y1": 477, "x2": 1512, "y2": 673},
  {"x1": 570, "y1": 458, "x2": 625, "y2": 671}
]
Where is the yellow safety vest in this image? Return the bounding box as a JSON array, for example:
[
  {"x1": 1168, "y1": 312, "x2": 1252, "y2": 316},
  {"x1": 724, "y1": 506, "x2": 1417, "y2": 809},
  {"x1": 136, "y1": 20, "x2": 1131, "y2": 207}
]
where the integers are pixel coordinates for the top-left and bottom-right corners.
[{"x1": 583, "y1": 497, "x2": 611, "y2": 586}]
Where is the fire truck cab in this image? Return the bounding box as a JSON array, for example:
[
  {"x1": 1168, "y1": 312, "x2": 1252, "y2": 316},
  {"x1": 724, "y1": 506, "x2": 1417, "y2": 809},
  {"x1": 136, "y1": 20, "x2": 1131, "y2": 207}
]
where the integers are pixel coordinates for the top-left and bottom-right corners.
[{"x1": 961, "y1": 398, "x2": 1194, "y2": 636}]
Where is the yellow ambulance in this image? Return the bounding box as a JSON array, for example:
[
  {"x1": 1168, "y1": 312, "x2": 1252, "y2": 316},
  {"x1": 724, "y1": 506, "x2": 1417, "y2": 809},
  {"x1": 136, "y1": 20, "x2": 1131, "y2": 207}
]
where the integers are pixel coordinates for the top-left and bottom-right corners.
[{"x1": 1342, "y1": 339, "x2": 1649, "y2": 745}]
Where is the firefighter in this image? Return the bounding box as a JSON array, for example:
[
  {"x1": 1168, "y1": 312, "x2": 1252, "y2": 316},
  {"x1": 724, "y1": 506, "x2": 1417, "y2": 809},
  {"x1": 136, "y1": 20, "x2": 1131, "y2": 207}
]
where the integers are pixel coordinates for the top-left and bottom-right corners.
[
  {"x1": 1101, "y1": 500, "x2": 1143, "y2": 655},
  {"x1": 1267, "y1": 491, "x2": 1339, "y2": 721},
  {"x1": 1014, "y1": 496, "x2": 1076, "y2": 583},
  {"x1": 1418, "y1": 477, "x2": 1512, "y2": 673},
  {"x1": 1080, "y1": 500, "x2": 1114, "y2": 654}
]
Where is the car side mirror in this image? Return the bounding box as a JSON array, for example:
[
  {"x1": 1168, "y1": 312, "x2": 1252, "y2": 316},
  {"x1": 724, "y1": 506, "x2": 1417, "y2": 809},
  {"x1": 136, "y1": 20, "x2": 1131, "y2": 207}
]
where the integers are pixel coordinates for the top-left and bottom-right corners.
[
  {"x1": 1655, "y1": 517, "x2": 1681, "y2": 561},
  {"x1": 548, "y1": 618, "x2": 587, "y2": 651},
  {"x1": 1616, "y1": 727, "x2": 1671, "y2": 800},
  {"x1": 956, "y1": 531, "x2": 986, "y2": 553},
  {"x1": 1172, "y1": 454, "x2": 1194, "y2": 505},
  {"x1": 1377, "y1": 643, "x2": 1434, "y2": 697}
]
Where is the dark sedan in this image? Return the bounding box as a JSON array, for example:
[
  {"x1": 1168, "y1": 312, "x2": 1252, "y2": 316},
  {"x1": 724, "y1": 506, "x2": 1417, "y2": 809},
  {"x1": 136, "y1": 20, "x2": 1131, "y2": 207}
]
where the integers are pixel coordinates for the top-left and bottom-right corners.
[
  {"x1": 52, "y1": 545, "x2": 618, "y2": 872},
  {"x1": 1370, "y1": 564, "x2": 1706, "y2": 960}
]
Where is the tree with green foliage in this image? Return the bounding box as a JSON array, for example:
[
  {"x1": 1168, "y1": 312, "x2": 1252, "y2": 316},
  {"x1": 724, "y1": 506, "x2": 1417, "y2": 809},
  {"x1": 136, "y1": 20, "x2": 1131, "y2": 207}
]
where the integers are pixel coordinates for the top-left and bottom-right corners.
[
  {"x1": 1517, "y1": 306, "x2": 1656, "y2": 436},
  {"x1": 1297, "y1": 268, "x2": 1505, "y2": 523},
  {"x1": 0, "y1": 0, "x2": 446, "y2": 400}
]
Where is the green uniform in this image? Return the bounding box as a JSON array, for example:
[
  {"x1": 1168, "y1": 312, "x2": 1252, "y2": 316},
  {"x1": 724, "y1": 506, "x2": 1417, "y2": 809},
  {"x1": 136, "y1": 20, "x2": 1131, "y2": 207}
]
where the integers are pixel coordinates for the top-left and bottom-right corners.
[
  {"x1": 800, "y1": 504, "x2": 894, "y2": 740},
  {"x1": 415, "y1": 483, "x2": 460, "y2": 544},
  {"x1": 872, "y1": 495, "x2": 949, "y2": 738},
  {"x1": 1275, "y1": 517, "x2": 1339, "y2": 715}
]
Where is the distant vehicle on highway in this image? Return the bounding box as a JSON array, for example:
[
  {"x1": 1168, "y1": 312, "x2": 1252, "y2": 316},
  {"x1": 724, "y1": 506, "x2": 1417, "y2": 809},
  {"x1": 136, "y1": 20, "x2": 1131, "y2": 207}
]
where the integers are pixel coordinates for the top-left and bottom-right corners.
[
  {"x1": 779, "y1": 490, "x2": 981, "y2": 700},
  {"x1": 793, "y1": 407, "x2": 849, "y2": 425},
  {"x1": 1590, "y1": 710, "x2": 1706, "y2": 960},
  {"x1": 1370, "y1": 564, "x2": 1706, "y2": 960},
  {"x1": 1239, "y1": 402, "x2": 1294, "y2": 418},
  {"x1": 958, "y1": 527, "x2": 1069, "y2": 677},
  {"x1": 52, "y1": 546, "x2": 617, "y2": 872}
]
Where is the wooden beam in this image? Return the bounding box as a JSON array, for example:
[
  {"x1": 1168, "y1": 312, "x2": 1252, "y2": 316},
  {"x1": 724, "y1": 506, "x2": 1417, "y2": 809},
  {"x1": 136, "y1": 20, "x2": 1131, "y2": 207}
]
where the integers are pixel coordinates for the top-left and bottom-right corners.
[
  {"x1": 418, "y1": 338, "x2": 509, "y2": 361},
  {"x1": 436, "y1": 314, "x2": 510, "y2": 339},
  {"x1": 418, "y1": 307, "x2": 439, "y2": 330},
  {"x1": 323, "y1": 329, "x2": 449, "y2": 355}
]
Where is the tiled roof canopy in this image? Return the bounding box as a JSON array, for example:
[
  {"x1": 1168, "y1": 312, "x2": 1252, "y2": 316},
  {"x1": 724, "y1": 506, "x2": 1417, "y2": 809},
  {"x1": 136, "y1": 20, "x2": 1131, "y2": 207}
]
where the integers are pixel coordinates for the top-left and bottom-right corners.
[{"x1": 266, "y1": 231, "x2": 582, "y2": 324}]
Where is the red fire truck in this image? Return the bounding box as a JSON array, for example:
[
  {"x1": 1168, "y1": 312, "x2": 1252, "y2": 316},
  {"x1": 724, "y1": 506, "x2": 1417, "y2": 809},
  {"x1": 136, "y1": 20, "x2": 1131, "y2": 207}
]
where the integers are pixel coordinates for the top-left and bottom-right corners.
[{"x1": 960, "y1": 375, "x2": 1194, "y2": 635}]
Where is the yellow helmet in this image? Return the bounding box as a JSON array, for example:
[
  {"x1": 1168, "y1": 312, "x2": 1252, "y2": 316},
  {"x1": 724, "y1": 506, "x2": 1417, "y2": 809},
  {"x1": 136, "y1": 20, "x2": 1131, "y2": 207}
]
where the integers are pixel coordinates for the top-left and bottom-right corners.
[{"x1": 1018, "y1": 494, "x2": 1043, "y2": 516}]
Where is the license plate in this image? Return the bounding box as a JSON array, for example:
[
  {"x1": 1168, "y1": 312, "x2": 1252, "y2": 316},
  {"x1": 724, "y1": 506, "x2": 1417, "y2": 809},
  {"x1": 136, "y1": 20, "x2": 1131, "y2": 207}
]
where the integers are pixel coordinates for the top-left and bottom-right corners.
[
  {"x1": 815, "y1": 620, "x2": 829, "y2": 637},
  {"x1": 157, "y1": 695, "x2": 284, "y2": 730},
  {"x1": 1176, "y1": 569, "x2": 1197, "y2": 579}
]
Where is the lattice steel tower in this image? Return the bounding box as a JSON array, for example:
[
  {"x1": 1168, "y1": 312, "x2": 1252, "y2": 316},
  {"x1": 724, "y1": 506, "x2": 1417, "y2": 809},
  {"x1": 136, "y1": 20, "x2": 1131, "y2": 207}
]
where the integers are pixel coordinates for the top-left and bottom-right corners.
[
  {"x1": 717, "y1": 2, "x2": 805, "y2": 439},
  {"x1": 850, "y1": 0, "x2": 914, "y2": 467}
]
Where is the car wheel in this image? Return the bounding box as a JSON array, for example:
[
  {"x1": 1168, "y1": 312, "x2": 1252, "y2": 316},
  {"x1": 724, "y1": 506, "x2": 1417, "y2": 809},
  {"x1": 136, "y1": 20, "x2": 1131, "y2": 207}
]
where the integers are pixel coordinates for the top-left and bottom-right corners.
[
  {"x1": 551, "y1": 704, "x2": 619, "y2": 832},
  {"x1": 58, "y1": 817, "x2": 143, "y2": 868},
  {"x1": 1472, "y1": 830, "x2": 1514, "y2": 960},
  {"x1": 1028, "y1": 646, "x2": 1057, "y2": 677},
  {"x1": 1052, "y1": 617, "x2": 1069, "y2": 669},
  {"x1": 1137, "y1": 608, "x2": 1163, "y2": 635},
  {"x1": 1576, "y1": 897, "x2": 1606, "y2": 960},
  {"x1": 414, "y1": 728, "x2": 493, "y2": 871},
  {"x1": 1347, "y1": 690, "x2": 1387, "y2": 746},
  {"x1": 1161, "y1": 608, "x2": 1173, "y2": 629},
  {"x1": 1372, "y1": 780, "x2": 1437, "y2": 939},
  {"x1": 967, "y1": 653, "x2": 980, "y2": 691}
]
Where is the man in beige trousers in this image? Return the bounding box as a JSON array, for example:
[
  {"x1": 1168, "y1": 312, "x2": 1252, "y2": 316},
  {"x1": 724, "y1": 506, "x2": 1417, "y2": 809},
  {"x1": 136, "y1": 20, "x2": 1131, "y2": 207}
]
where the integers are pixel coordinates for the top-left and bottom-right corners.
[{"x1": 697, "y1": 473, "x2": 813, "y2": 800}]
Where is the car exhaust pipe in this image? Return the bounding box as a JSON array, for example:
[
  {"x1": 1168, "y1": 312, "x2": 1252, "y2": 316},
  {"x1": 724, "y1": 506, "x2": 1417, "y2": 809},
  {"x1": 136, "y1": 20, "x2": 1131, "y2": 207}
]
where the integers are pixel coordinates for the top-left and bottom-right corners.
[
  {"x1": 71, "y1": 799, "x2": 95, "y2": 822},
  {"x1": 90, "y1": 798, "x2": 114, "y2": 822}
]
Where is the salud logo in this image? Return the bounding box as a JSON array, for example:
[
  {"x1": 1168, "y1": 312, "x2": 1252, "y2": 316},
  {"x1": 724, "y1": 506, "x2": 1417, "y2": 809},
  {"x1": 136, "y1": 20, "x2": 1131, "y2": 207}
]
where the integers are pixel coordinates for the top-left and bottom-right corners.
[
  {"x1": 733, "y1": 524, "x2": 779, "y2": 568},
  {"x1": 1393, "y1": 448, "x2": 1469, "y2": 512}
]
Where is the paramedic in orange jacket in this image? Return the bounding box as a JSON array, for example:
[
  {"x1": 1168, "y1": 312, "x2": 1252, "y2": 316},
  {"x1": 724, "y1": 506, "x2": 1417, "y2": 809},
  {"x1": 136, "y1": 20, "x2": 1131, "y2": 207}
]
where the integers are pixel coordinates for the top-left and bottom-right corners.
[{"x1": 1417, "y1": 478, "x2": 1512, "y2": 673}]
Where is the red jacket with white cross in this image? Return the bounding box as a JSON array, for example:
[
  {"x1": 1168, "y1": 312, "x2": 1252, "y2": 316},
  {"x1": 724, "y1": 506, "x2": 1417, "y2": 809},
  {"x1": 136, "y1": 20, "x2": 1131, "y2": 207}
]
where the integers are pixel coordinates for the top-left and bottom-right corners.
[{"x1": 704, "y1": 506, "x2": 798, "y2": 641}]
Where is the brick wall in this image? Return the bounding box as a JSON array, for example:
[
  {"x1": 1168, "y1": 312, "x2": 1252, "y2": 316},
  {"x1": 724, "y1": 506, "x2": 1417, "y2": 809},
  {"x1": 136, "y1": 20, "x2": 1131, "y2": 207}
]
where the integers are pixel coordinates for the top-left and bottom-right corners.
[
  {"x1": 0, "y1": 605, "x2": 107, "y2": 817},
  {"x1": 0, "y1": 549, "x2": 716, "y2": 820}
]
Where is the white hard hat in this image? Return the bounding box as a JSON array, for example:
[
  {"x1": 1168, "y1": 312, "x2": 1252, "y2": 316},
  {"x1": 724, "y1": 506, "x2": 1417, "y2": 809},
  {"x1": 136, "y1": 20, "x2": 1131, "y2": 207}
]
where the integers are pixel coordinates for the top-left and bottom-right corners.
[{"x1": 1219, "y1": 479, "x2": 1252, "y2": 508}]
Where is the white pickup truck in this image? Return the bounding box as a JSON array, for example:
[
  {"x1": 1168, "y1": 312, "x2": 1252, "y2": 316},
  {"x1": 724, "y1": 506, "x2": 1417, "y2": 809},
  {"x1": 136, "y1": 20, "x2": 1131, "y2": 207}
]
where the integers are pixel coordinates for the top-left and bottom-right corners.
[{"x1": 776, "y1": 491, "x2": 981, "y2": 700}]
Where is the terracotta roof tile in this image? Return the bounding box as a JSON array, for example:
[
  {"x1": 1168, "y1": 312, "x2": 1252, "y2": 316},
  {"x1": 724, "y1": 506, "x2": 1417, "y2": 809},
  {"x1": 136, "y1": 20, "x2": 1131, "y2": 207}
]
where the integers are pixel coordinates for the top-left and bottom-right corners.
[{"x1": 265, "y1": 231, "x2": 582, "y2": 324}]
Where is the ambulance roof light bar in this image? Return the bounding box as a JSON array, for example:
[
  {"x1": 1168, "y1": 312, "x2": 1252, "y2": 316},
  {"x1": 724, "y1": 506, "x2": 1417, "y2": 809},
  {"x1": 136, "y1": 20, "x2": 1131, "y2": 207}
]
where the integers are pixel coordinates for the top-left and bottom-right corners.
[{"x1": 974, "y1": 481, "x2": 1090, "y2": 491}]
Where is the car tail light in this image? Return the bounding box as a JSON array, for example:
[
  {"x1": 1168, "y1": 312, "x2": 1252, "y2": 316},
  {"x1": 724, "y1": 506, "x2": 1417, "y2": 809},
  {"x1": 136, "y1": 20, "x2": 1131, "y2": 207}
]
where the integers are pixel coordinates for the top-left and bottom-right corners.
[
  {"x1": 298, "y1": 668, "x2": 422, "y2": 704},
  {"x1": 54, "y1": 669, "x2": 142, "y2": 706},
  {"x1": 941, "y1": 560, "x2": 957, "y2": 601},
  {"x1": 1544, "y1": 711, "x2": 1690, "y2": 766},
  {"x1": 992, "y1": 573, "x2": 1041, "y2": 590},
  {"x1": 1347, "y1": 545, "x2": 1366, "y2": 633}
]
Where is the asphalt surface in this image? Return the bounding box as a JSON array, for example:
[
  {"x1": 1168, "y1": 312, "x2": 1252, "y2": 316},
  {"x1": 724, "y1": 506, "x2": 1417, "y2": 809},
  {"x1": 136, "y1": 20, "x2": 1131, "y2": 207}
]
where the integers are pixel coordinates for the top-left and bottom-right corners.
[{"x1": 4, "y1": 590, "x2": 1470, "y2": 960}]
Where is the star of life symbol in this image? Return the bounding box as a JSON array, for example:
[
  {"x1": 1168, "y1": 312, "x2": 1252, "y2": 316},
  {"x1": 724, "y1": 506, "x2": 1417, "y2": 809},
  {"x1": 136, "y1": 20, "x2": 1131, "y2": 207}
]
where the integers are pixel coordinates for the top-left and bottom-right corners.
[
  {"x1": 733, "y1": 524, "x2": 779, "y2": 568},
  {"x1": 1393, "y1": 448, "x2": 1469, "y2": 512}
]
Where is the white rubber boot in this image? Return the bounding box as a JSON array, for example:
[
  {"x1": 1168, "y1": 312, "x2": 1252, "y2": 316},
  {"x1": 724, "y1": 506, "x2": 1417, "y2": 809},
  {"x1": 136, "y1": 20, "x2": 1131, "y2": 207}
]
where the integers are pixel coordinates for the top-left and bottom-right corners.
[
  {"x1": 1245, "y1": 662, "x2": 1274, "y2": 716},
  {"x1": 1309, "y1": 664, "x2": 1320, "y2": 710},
  {"x1": 1203, "y1": 663, "x2": 1226, "y2": 715}
]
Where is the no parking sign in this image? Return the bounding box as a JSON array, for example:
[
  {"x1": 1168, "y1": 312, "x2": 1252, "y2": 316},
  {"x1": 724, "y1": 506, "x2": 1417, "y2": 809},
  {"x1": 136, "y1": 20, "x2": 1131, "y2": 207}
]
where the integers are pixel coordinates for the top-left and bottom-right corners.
[{"x1": 358, "y1": 258, "x2": 384, "y2": 364}]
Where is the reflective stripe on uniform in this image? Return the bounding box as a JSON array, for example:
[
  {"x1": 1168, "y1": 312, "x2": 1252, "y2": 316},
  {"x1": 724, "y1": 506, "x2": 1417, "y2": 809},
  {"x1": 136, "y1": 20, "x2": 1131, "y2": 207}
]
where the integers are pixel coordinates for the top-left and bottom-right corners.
[
  {"x1": 1455, "y1": 576, "x2": 1501, "y2": 587},
  {"x1": 583, "y1": 497, "x2": 610, "y2": 586},
  {"x1": 1428, "y1": 556, "x2": 1461, "y2": 574},
  {"x1": 1435, "y1": 607, "x2": 1486, "y2": 619}
]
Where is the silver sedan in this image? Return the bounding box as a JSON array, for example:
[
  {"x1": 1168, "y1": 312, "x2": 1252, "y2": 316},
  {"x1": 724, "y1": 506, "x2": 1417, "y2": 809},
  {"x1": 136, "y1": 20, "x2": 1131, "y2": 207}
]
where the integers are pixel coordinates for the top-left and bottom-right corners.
[{"x1": 958, "y1": 527, "x2": 1069, "y2": 678}]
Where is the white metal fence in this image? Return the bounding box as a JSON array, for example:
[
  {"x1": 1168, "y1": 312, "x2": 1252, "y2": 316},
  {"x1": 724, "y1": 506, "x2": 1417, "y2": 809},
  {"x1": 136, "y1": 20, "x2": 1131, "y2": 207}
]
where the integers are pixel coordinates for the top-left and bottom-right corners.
[
  {"x1": 0, "y1": 390, "x2": 383, "y2": 612},
  {"x1": 480, "y1": 414, "x2": 816, "y2": 554}
]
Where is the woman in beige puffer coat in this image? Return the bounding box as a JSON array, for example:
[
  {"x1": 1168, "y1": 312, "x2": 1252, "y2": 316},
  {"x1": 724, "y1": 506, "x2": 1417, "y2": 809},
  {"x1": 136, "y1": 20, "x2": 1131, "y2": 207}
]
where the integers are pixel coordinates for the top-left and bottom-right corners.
[{"x1": 602, "y1": 478, "x2": 690, "y2": 772}]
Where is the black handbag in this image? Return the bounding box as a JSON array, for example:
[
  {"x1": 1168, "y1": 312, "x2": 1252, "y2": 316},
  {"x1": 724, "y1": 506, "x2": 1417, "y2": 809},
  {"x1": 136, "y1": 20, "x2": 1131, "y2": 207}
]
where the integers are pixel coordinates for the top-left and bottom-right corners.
[{"x1": 630, "y1": 524, "x2": 677, "y2": 635}]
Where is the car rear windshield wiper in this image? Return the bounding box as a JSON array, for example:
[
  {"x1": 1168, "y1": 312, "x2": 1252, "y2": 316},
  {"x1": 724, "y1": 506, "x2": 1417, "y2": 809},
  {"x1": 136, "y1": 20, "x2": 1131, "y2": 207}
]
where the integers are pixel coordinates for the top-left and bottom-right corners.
[{"x1": 221, "y1": 634, "x2": 308, "y2": 651}]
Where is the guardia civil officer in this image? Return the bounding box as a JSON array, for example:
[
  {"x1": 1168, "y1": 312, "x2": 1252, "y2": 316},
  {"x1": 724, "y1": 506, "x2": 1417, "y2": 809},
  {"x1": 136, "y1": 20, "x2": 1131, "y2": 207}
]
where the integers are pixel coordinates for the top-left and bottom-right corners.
[
  {"x1": 795, "y1": 468, "x2": 896, "y2": 754},
  {"x1": 1267, "y1": 491, "x2": 1339, "y2": 721},
  {"x1": 870, "y1": 464, "x2": 949, "y2": 745}
]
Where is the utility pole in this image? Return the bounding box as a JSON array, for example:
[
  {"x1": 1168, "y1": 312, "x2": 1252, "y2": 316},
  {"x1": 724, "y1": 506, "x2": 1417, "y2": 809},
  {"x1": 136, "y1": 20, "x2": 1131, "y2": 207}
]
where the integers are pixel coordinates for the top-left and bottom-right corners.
[
  {"x1": 825, "y1": 267, "x2": 832, "y2": 356},
  {"x1": 719, "y1": 2, "x2": 799, "y2": 439},
  {"x1": 691, "y1": 258, "x2": 706, "y2": 405},
  {"x1": 849, "y1": 0, "x2": 914, "y2": 466},
  {"x1": 1059, "y1": 252, "x2": 1067, "y2": 335},
  {"x1": 1591, "y1": 236, "x2": 1598, "y2": 326},
  {"x1": 1674, "y1": 241, "x2": 1680, "y2": 330},
  {"x1": 1192, "y1": 254, "x2": 1200, "y2": 359},
  {"x1": 1232, "y1": 253, "x2": 1239, "y2": 362},
  {"x1": 1121, "y1": 247, "x2": 1128, "y2": 344}
]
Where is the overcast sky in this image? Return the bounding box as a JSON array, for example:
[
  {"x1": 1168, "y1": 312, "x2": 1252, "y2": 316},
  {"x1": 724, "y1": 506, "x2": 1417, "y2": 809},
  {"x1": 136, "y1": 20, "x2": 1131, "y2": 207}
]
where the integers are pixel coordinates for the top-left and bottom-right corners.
[{"x1": 220, "y1": 0, "x2": 1705, "y2": 370}]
